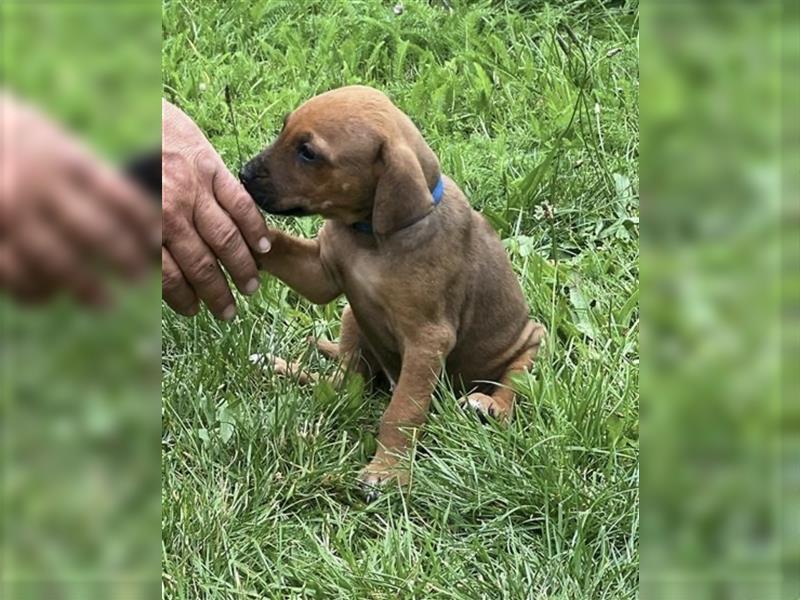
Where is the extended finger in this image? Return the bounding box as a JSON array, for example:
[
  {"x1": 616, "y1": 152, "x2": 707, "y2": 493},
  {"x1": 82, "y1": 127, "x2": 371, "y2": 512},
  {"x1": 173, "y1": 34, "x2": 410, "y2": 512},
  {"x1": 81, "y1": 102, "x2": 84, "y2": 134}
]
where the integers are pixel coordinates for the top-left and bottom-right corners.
[
  {"x1": 212, "y1": 166, "x2": 272, "y2": 254},
  {"x1": 194, "y1": 196, "x2": 260, "y2": 296},
  {"x1": 0, "y1": 242, "x2": 51, "y2": 302},
  {"x1": 165, "y1": 222, "x2": 236, "y2": 320},
  {"x1": 16, "y1": 221, "x2": 106, "y2": 306},
  {"x1": 75, "y1": 156, "x2": 161, "y2": 252},
  {"x1": 161, "y1": 246, "x2": 198, "y2": 316},
  {"x1": 48, "y1": 183, "x2": 149, "y2": 279}
]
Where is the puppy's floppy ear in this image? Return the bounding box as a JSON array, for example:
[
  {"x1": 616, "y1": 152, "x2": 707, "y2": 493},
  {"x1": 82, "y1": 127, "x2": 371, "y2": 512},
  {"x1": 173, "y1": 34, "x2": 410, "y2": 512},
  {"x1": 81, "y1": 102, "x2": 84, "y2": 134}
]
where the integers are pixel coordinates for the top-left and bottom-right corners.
[{"x1": 371, "y1": 141, "x2": 435, "y2": 236}]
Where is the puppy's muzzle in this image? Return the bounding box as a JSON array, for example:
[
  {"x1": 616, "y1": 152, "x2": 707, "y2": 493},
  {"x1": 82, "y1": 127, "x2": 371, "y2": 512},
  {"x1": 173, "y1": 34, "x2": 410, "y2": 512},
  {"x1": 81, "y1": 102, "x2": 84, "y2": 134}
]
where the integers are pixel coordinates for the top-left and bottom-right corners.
[
  {"x1": 240, "y1": 157, "x2": 308, "y2": 216},
  {"x1": 239, "y1": 158, "x2": 278, "y2": 212},
  {"x1": 239, "y1": 160, "x2": 266, "y2": 204}
]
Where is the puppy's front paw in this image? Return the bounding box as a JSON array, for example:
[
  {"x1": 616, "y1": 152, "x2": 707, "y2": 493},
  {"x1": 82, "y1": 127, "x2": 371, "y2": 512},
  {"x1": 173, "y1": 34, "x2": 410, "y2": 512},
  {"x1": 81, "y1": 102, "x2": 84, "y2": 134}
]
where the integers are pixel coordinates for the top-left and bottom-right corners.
[
  {"x1": 359, "y1": 461, "x2": 408, "y2": 501},
  {"x1": 462, "y1": 392, "x2": 512, "y2": 423}
]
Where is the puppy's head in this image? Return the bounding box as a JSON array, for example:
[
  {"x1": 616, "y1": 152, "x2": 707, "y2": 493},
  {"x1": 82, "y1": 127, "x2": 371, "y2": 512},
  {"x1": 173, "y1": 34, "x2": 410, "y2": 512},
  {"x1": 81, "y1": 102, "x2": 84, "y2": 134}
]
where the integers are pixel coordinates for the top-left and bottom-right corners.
[{"x1": 240, "y1": 86, "x2": 440, "y2": 234}]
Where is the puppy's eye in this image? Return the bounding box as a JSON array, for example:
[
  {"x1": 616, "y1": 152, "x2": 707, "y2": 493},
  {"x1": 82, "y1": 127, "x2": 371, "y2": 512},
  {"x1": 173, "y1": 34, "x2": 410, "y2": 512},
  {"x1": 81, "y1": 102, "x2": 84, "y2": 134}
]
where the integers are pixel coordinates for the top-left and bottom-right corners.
[{"x1": 298, "y1": 143, "x2": 317, "y2": 163}]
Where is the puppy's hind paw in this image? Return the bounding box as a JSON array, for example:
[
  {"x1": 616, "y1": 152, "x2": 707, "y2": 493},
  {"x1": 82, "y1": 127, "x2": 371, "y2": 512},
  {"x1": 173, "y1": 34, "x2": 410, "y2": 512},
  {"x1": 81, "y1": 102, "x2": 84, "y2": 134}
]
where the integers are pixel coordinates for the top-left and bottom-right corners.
[
  {"x1": 249, "y1": 352, "x2": 288, "y2": 373},
  {"x1": 249, "y1": 352, "x2": 267, "y2": 366},
  {"x1": 250, "y1": 352, "x2": 315, "y2": 383},
  {"x1": 461, "y1": 392, "x2": 512, "y2": 424}
]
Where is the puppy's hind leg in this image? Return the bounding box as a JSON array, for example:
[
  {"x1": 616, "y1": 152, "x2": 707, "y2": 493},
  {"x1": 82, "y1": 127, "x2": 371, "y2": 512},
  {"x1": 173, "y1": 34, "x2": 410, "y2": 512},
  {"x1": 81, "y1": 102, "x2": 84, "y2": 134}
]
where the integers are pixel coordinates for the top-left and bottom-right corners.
[
  {"x1": 465, "y1": 321, "x2": 545, "y2": 423},
  {"x1": 312, "y1": 337, "x2": 340, "y2": 360},
  {"x1": 249, "y1": 352, "x2": 319, "y2": 385},
  {"x1": 312, "y1": 305, "x2": 381, "y2": 387},
  {"x1": 249, "y1": 327, "x2": 340, "y2": 387},
  {"x1": 254, "y1": 305, "x2": 378, "y2": 387}
]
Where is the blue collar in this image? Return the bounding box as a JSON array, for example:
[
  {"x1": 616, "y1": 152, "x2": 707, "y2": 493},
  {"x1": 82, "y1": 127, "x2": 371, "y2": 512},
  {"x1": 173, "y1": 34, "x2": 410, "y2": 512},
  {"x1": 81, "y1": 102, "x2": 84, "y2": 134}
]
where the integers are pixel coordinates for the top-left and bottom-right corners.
[
  {"x1": 430, "y1": 176, "x2": 445, "y2": 204},
  {"x1": 352, "y1": 175, "x2": 445, "y2": 235}
]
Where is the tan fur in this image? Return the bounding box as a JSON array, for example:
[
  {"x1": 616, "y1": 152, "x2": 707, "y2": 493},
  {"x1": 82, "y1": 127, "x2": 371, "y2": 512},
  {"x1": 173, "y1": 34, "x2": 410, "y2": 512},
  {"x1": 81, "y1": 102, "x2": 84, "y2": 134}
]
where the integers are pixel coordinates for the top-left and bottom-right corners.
[{"x1": 241, "y1": 86, "x2": 545, "y2": 491}]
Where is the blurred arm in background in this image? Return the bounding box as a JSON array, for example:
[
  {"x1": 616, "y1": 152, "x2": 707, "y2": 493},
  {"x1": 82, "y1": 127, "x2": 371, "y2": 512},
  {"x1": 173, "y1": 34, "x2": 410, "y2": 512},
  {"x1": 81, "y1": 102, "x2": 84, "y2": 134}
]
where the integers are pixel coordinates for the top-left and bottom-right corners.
[
  {"x1": 161, "y1": 99, "x2": 271, "y2": 321},
  {"x1": 0, "y1": 91, "x2": 160, "y2": 306}
]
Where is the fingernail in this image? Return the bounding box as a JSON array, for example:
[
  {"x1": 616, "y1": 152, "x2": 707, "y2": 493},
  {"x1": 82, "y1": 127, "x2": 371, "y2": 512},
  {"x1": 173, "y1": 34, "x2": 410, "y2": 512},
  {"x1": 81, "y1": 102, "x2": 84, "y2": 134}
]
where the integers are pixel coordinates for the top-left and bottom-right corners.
[
  {"x1": 221, "y1": 304, "x2": 236, "y2": 321},
  {"x1": 258, "y1": 237, "x2": 271, "y2": 253},
  {"x1": 244, "y1": 277, "x2": 259, "y2": 295}
]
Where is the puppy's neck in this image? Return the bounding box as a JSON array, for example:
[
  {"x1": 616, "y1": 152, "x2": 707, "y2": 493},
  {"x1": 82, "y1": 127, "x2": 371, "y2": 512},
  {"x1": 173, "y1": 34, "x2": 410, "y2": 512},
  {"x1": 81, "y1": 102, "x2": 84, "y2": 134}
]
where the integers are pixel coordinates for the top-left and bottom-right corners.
[{"x1": 350, "y1": 176, "x2": 445, "y2": 236}]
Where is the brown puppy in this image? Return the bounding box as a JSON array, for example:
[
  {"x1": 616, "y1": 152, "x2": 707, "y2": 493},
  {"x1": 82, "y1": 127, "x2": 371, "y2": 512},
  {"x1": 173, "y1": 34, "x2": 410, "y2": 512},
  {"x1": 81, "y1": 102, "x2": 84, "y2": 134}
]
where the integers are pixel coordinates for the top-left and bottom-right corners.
[{"x1": 240, "y1": 86, "x2": 544, "y2": 491}]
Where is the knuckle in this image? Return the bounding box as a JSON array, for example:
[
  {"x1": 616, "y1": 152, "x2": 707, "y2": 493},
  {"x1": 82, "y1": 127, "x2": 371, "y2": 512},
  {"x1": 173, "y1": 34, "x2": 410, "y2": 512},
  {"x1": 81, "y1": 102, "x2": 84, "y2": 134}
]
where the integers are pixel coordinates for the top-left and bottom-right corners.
[
  {"x1": 216, "y1": 180, "x2": 261, "y2": 226},
  {"x1": 190, "y1": 256, "x2": 219, "y2": 285},
  {"x1": 161, "y1": 266, "x2": 184, "y2": 293},
  {"x1": 162, "y1": 166, "x2": 195, "y2": 202},
  {"x1": 214, "y1": 223, "x2": 242, "y2": 252},
  {"x1": 229, "y1": 190, "x2": 252, "y2": 215},
  {"x1": 194, "y1": 152, "x2": 219, "y2": 177}
]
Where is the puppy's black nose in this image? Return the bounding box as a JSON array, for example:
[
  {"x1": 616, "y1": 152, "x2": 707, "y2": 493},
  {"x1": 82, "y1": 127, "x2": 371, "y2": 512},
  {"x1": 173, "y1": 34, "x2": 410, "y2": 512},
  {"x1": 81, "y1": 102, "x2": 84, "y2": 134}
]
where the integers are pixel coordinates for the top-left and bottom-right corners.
[{"x1": 238, "y1": 164, "x2": 253, "y2": 186}]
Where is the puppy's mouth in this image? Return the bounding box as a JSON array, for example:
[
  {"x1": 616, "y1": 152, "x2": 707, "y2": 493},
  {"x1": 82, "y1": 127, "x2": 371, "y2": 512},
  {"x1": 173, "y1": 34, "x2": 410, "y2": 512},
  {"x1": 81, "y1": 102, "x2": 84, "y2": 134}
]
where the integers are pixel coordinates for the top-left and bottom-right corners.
[
  {"x1": 265, "y1": 206, "x2": 309, "y2": 217},
  {"x1": 247, "y1": 188, "x2": 309, "y2": 217},
  {"x1": 240, "y1": 169, "x2": 310, "y2": 217}
]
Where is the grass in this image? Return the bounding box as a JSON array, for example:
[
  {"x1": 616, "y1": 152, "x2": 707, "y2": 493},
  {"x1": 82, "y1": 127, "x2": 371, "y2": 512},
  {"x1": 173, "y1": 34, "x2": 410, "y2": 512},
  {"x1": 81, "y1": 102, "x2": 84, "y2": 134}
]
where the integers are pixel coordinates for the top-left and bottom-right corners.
[{"x1": 161, "y1": 1, "x2": 639, "y2": 598}]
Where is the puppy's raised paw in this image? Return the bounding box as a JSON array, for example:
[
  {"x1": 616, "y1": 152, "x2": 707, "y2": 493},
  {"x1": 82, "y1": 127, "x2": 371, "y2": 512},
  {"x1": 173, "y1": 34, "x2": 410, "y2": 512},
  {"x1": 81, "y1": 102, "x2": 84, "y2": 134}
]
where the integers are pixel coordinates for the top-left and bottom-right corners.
[{"x1": 461, "y1": 392, "x2": 512, "y2": 424}]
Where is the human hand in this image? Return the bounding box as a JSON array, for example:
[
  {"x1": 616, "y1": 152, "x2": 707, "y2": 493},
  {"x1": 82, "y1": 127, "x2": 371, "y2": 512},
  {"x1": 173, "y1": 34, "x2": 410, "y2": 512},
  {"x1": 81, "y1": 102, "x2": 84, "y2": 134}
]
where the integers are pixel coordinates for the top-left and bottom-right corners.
[
  {"x1": 161, "y1": 99, "x2": 271, "y2": 320},
  {"x1": 0, "y1": 91, "x2": 160, "y2": 306}
]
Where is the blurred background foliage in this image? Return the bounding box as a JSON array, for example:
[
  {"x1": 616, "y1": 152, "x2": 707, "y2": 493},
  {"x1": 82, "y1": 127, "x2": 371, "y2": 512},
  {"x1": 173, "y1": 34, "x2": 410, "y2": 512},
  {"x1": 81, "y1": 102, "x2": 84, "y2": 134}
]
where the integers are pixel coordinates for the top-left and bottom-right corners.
[
  {"x1": 641, "y1": 2, "x2": 798, "y2": 599},
  {"x1": 1, "y1": 2, "x2": 161, "y2": 599},
  {"x1": 0, "y1": 0, "x2": 796, "y2": 598}
]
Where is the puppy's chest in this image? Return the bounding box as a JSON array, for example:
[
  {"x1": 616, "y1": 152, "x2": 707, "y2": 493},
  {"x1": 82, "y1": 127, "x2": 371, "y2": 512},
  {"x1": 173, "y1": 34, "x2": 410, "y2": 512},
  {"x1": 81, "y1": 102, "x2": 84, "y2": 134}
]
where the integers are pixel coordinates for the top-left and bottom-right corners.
[
  {"x1": 341, "y1": 253, "x2": 393, "y2": 313},
  {"x1": 338, "y1": 252, "x2": 404, "y2": 346}
]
